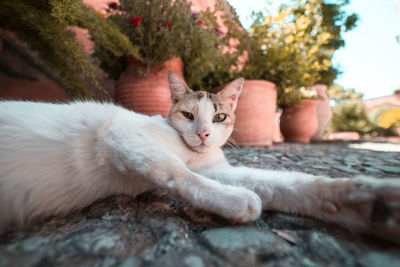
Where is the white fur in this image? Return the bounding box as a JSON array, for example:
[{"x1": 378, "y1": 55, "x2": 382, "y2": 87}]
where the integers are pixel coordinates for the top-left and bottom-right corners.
[{"x1": 0, "y1": 73, "x2": 399, "y2": 242}]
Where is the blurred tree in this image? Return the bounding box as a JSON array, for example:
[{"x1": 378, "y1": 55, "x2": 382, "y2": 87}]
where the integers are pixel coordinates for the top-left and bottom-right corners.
[
  {"x1": 326, "y1": 101, "x2": 376, "y2": 136},
  {"x1": 378, "y1": 107, "x2": 400, "y2": 129},
  {"x1": 326, "y1": 100, "x2": 398, "y2": 137},
  {"x1": 327, "y1": 83, "x2": 363, "y2": 104},
  {"x1": 294, "y1": 0, "x2": 358, "y2": 85},
  {"x1": 243, "y1": 0, "x2": 358, "y2": 105}
]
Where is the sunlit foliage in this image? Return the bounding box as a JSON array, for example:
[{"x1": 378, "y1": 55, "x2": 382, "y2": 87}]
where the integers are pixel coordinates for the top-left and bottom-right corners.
[{"x1": 243, "y1": 0, "x2": 357, "y2": 105}]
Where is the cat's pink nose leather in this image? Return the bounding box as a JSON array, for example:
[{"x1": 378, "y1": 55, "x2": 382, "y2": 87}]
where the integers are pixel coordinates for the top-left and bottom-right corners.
[{"x1": 196, "y1": 131, "x2": 210, "y2": 140}]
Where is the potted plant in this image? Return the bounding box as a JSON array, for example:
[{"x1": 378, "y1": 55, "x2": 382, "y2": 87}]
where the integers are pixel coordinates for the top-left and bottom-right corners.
[
  {"x1": 207, "y1": 34, "x2": 279, "y2": 146},
  {"x1": 211, "y1": 75, "x2": 278, "y2": 146},
  {"x1": 241, "y1": 0, "x2": 346, "y2": 143},
  {"x1": 94, "y1": 0, "x2": 232, "y2": 116},
  {"x1": 238, "y1": 0, "x2": 358, "y2": 143},
  {"x1": 278, "y1": 87, "x2": 320, "y2": 143}
]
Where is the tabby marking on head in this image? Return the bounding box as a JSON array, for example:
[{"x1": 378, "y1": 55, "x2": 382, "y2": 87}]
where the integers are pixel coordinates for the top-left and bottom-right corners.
[{"x1": 166, "y1": 72, "x2": 244, "y2": 153}]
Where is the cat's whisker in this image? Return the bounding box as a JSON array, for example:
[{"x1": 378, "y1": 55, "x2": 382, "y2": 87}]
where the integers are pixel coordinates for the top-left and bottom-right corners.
[{"x1": 224, "y1": 137, "x2": 239, "y2": 152}]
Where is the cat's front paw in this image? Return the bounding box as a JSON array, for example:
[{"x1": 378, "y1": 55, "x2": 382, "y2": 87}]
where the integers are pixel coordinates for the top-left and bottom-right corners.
[
  {"x1": 319, "y1": 177, "x2": 400, "y2": 242},
  {"x1": 213, "y1": 186, "x2": 262, "y2": 223},
  {"x1": 230, "y1": 187, "x2": 262, "y2": 223}
]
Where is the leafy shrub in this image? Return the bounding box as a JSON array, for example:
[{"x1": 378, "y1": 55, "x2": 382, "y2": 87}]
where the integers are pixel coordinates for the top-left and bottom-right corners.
[
  {"x1": 0, "y1": 0, "x2": 137, "y2": 98},
  {"x1": 241, "y1": 0, "x2": 357, "y2": 105},
  {"x1": 326, "y1": 101, "x2": 398, "y2": 137},
  {"x1": 95, "y1": 0, "x2": 242, "y2": 90}
]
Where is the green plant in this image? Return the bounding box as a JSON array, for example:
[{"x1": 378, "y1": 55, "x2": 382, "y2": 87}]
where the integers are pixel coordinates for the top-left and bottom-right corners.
[
  {"x1": 366, "y1": 104, "x2": 400, "y2": 130},
  {"x1": 327, "y1": 84, "x2": 363, "y2": 105},
  {"x1": 325, "y1": 101, "x2": 397, "y2": 137},
  {"x1": 316, "y1": 0, "x2": 358, "y2": 85},
  {"x1": 94, "y1": 0, "x2": 241, "y2": 90},
  {"x1": 378, "y1": 107, "x2": 400, "y2": 129},
  {"x1": 242, "y1": 0, "x2": 357, "y2": 105},
  {"x1": 0, "y1": 0, "x2": 138, "y2": 98}
]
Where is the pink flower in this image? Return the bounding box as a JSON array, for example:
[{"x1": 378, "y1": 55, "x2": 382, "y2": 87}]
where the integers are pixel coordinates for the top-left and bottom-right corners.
[
  {"x1": 130, "y1": 16, "x2": 142, "y2": 26},
  {"x1": 215, "y1": 28, "x2": 223, "y2": 35},
  {"x1": 157, "y1": 25, "x2": 162, "y2": 31},
  {"x1": 108, "y1": 2, "x2": 118, "y2": 9},
  {"x1": 165, "y1": 21, "x2": 172, "y2": 30},
  {"x1": 197, "y1": 19, "x2": 204, "y2": 26},
  {"x1": 191, "y1": 12, "x2": 198, "y2": 18}
]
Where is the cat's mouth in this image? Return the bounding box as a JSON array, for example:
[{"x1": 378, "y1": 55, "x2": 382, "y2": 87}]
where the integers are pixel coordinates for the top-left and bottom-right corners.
[
  {"x1": 193, "y1": 144, "x2": 207, "y2": 149},
  {"x1": 178, "y1": 134, "x2": 210, "y2": 152},
  {"x1": 191, "y1": 144, "x2": 209, "y2": 152}
]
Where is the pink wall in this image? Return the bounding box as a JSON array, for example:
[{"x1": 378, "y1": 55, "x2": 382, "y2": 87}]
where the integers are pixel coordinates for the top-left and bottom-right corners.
[{"x1": 362, "y1": 93, "x2": 400, "y2": 110}]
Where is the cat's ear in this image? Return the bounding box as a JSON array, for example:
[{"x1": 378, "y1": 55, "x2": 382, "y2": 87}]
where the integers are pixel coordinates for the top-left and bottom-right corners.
[
  {"x1": 167, "y1": 71, "x2": 192, "y2": 103},
  {"x1": 217, "y1": 78, "x2": 244, "y2": 111}
]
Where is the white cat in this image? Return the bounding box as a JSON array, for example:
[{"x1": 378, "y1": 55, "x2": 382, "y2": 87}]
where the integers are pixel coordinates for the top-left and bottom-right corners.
[{"x1": 0, "y1": 72, "x2": 399, "y2": 242}]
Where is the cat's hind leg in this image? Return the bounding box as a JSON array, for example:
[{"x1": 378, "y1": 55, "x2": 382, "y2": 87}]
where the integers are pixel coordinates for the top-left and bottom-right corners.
[
  {"x1": 103, "y1": 129, "x2": 261, "y2": 222},
  {"x1": 308, "y1": 176, "x2": 400, "y2": 241},
  {"x1": 199, "y1": 165, "x2": 400, "y2": 242}
]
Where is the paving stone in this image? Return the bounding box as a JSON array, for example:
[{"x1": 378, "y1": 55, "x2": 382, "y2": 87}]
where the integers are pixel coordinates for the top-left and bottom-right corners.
[
  {"x1": 374, "y1": 165, "x2": 400, "y2": 174},
  {"x1": 332, "y1": 165, "x2": 360, "y2": 174},
  {"x1": 202, "y1": 227, "x2": 283, "y2": 251},
  {"x1": 305, "y1": 231, "x2": 354, "y2": 266},
  {"x1": 119, "y1": 257, "x2": 141, "y2": 267},
  {"x1": 356, "y1": 251, "x2": 400, "y2": 267},
  {"x1": 312, "y1": 165, "x2": 331, "y2": 170},
  {"x1": 383, "y1": 158, "x2": 400, "y2": 165},
  {"x1": 150, "y1": 251, "x2": 214, "y2": 267},
  {"x1": 202, "y1": 227, "x2": 291, "y2": 266}
]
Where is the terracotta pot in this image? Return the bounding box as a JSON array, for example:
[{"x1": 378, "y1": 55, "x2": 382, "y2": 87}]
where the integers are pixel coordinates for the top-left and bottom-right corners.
[
  {"x1": 273, "y1": 112, "x2": 283, "y2": 142},
  {"x1": 214, "y1": 80, "x2": 277, "y2": 146},
  {"x1": 0, "y1": 74, "x2": 69, "y2": 102},
  {"x1": 280, "y1": 99, "x2": 318, "y2": 143},
  {"x1": 328, "y1": 132, "x2": 360, "y2": 141},
  {"x1": 310, "y1": 84, "x2": 333, "y2": 141},
  {"x1": 115, "y1": 57, "x2": 184, "y2": 117},
  {"x1": 0, "y1": 34, "x2": 68, "y2": 102}
]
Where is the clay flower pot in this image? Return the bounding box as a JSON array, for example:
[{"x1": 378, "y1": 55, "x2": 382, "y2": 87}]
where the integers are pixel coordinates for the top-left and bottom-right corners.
[
  {"x1": 214, "y1": 80, "x2": 277, "y2": 146},
  {"x1": 280, "y1": 99, "x2": 318, "y2": 143},
  {"x1": 115, "y1": 57, "x2": 184, "y2": 117},
  {"x1": 310, "y1": 84, "x2": 333, "y2": 141}
]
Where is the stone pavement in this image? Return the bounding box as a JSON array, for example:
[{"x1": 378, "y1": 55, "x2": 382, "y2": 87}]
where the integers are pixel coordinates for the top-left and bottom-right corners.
[{"x1": 1, "y1": 141, "x2": 400, "y2": 267}]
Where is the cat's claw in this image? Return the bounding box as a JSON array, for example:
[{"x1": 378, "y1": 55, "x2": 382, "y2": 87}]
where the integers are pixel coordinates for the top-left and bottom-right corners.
[{"x1": 320, "y1": 177, "x2": 400, "y2": 242}]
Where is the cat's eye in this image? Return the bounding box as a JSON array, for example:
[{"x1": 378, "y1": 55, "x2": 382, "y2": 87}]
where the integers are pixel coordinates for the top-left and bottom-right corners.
[
  {"x1": 181, "y1": 111, "x2": 194, "y2": 120},
  {"x1": 213, "y1": 113, "x2": 227, "y2": 123}
]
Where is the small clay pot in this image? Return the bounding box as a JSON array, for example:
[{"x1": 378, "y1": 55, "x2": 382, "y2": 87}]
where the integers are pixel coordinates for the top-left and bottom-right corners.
[
  {"x1": 115, "y1": 57, "x2": 184, "y2": 117},
  {"x1": 310, "y1": 84, "x2": 332, "y2": 141},
  {"x1": 280, "y1": 99, "x2": 318, "y2": 143},
  {"x1": 213, "y1": 80, "x2": 278, "y2": 146}
]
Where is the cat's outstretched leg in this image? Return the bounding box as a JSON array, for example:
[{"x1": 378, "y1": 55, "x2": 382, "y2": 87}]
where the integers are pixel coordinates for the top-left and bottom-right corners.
[
  {"x1": 198, "y1": 165, "x2": 400, "y2": 242},
  {"x1": 103, "y1": 129, "x2": 261, "y2": 222},
  {"x1": 307, "y1": 175, "x2": 400, "y2": 241}
]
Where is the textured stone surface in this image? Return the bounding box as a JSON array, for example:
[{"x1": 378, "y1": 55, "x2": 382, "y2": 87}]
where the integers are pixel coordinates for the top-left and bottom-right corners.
[{"x1": 1, "y1": 141, "x2": 400, "y2": 266}]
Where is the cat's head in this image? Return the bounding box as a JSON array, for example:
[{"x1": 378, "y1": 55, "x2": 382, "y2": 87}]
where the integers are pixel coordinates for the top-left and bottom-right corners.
[{"x1": 166, "y1": 71, "x2": 244, "y2": 153}]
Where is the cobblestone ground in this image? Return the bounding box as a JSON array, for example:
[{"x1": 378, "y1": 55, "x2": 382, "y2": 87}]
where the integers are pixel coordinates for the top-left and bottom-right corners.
[{"x1": 1, "y1": 142, "x2": 400, "y2": 267}]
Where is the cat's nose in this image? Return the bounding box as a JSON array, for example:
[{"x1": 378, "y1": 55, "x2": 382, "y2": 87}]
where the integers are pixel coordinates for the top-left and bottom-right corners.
[{"x1": 196, "y1": 130, "x2": 210, "y2": 140}]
